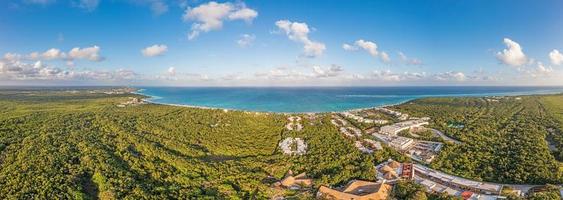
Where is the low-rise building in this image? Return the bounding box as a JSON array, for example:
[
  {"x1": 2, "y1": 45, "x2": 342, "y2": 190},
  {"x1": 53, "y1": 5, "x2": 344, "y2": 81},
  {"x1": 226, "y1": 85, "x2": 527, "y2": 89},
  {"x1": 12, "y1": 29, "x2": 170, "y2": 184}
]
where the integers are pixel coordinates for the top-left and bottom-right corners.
[
  {"x1": 341, "y1": 112, "x2": 389, "y2": 124},
  {"x1": 331, "y1": 115, "x2": 348, "y2": 127},
  {"x1": 414, "y1": 164, "x2": 503, "y2": 195},
  {"x1": 275, "y1": 170, "x2": 313, "y2": 190},
  {"x1": 117, "y1": 97, "x2": 146, "y2": 107},
  {"x1": 388, "y1": 137, "x2": 414, "y2": 150},
  {"x1": 380, "y1": 119, "x2": 429, "y2": 135},
  {"x1": 286, "y1": 116, "x2": 303, "y2": 131},
  {"x1": 363, "y1": 139, "x2": 383, "y2": 150},
  {"x1": 355, "y1": 141, "x2": 373, "y2": 154},
  {"x1": 401, "y1": 163, "x2": 414, "y2": 180},
  {"x1": 374, "y1": 107, "x2": 408, "y2": 119},
  {"x1": 279, "y1": 137, "x2": 307, "y2": 155},
  {"x1": 373, "y1": 133, "x2": 442, "y2": 163},
  {"x1": 317, "y1": 180, "x2": 392, "y2": 200},
  {"x1": 375, "y1": 160, "x2": 406, "y2": 182}
]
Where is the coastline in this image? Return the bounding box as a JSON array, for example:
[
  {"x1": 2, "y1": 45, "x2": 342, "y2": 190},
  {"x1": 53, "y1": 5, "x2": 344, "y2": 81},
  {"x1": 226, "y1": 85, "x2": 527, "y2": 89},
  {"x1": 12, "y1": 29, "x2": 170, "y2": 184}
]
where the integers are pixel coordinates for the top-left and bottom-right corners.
[
  {"x1": 132, "y1": 87, "x2": 563, "y2": 114},
  {"x1": 134, "y1": 89, "x2": 405, "y2": 115},
  {"x1": 132, "y1": 90, "x2": 232, "y2": 112}
]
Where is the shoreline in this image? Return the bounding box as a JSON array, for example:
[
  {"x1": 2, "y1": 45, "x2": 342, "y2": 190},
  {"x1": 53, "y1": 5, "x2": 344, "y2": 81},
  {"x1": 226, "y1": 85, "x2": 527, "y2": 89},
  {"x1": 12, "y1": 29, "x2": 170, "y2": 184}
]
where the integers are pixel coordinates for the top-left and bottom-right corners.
[
  {"x1": 135, "y1": 90, "x2": 407, "y2": 115},
  {"x1": 132, "y1": 87, "x2": 563, "y2": 114}
]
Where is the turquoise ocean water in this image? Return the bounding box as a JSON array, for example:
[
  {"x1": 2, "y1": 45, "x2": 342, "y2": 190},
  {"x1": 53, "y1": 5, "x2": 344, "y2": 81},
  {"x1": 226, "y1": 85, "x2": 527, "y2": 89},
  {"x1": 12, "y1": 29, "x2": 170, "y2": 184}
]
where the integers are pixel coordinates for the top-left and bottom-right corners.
[{"x1": 137, "y1": 86, "x2": 563, "y2": 113}]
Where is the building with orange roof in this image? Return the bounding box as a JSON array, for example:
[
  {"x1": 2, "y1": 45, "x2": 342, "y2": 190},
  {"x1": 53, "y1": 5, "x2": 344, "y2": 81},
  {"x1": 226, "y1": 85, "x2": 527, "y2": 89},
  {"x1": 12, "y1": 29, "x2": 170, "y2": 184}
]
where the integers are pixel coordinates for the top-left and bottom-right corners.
[
  {"x1": 316, "y1": 180, "x2": 392, "y2": 200},
  {"x1": 460, "y1": 191, "x2": 473, "y2": 199},
  {"x1": 275, "y1": 170, "x2": 313, "y2": 190},
  {"x1": 400, "y1": 163, "x2": 414, "y2": 180}
]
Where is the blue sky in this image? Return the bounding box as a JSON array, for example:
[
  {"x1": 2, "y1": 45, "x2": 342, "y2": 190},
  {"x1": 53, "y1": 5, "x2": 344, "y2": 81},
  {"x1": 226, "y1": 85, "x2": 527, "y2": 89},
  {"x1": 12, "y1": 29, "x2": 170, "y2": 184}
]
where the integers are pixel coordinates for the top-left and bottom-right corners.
[{"x1": 1, "y1": 0, "x2": 562, "y2": 86}]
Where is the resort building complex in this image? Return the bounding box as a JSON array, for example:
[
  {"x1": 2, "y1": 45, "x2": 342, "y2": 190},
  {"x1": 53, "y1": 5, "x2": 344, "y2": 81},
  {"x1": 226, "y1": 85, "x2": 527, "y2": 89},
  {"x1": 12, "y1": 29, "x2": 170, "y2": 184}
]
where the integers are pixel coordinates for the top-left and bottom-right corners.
[
  {"x1": 414, "y1": 164, "x2": 503, "y2": 195},
  {"x1": 286, "y1": 116, "x2": 303, "y2": 131},
  {"x1": 341, "y1": 111, "x2": 389, "y2": 124},
  {"x1": 278, "y1": 137, "x2": 307, "y2": 155},
  {"x1": 374, "y1": 133, "x2": 443, "y2": 163},
  {"x1": 373, "y1": 108, "x2": 410, "y2": 120},
  {"x1": 278, "y1": 108, "x2": 558, "y2": 200},
  {"x1": 379, "y1": 119, "x2": 430, "y2": 135}
]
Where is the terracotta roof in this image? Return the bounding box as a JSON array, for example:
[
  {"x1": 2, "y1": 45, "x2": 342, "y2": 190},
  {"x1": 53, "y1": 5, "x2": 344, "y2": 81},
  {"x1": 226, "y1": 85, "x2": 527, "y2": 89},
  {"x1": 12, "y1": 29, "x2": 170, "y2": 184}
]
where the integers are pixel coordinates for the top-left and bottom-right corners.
[
  {"x1": 389, "y1": 161, "x2": 401, "y2": 168},
  {"x1": 461, "y1": 191, "x2": 473, "y2": 199},
  {"x1": 279, "y1": 171, "x2": 313, "y2": 189},
  {"x1": 380, "y1": 165, "x2": 393, "y2": 173},
  {"x1": 383, "y1": 171, "x2": 398, "y2": 180},
  {"x1": 317, "y1": 180, "x2": 392, "y2": 200}
]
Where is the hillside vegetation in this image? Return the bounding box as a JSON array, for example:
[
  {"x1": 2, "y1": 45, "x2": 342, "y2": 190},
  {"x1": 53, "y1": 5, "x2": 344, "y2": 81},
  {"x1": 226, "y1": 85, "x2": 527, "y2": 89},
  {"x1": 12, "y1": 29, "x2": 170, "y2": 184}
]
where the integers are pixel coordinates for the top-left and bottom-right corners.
[
  {"x1": 0, "y1": 89, "x2": 561, "y2": 199},
  {"x1": 0, "y1": 90, "x2": 377, "y2": 199}
]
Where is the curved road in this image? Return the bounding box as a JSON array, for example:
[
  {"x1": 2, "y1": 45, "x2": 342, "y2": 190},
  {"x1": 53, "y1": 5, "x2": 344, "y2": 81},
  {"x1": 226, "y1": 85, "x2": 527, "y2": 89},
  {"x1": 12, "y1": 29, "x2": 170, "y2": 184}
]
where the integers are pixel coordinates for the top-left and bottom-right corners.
[{"x1": 430, "y1": 128, "x2": 462, "y2": 144}]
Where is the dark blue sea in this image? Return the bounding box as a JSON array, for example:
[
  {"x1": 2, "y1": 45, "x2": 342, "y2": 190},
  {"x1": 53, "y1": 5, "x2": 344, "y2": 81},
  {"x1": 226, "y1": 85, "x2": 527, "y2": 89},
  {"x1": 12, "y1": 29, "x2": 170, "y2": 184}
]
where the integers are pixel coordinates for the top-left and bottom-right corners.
[{"x1": 136, "y1": 86, "x2": 563, "y2": 113}]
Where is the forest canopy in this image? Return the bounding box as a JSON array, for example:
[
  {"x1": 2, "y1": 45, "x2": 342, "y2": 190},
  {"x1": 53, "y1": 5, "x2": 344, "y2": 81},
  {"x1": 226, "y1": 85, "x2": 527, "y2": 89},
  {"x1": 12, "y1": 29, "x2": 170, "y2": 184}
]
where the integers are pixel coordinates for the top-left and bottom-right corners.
[{"x1": 0, "y1": 88, "x2": 561, "y2": 199}]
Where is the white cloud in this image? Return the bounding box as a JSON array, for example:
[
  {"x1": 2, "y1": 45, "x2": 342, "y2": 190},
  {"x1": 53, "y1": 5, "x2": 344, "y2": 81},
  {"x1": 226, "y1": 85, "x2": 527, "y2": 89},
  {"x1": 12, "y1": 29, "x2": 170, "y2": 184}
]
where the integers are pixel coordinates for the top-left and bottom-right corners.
[
  {"x1": 254, "y1": 64, "x2": 344, "y2": 81},
  {"x1": 68, "y1": 46, "x2": 103, "y2": 61},
  {"x1": 549, "y1": 49, "x2": 563, "y2": 65},
  {"x1": 536, "y1": 62, "x2": 553, "y2": 74},
  {"x1": 398, "y1": 52, "x2": 423, "y2": 65},
  {"x1": 343, "y1": 39, "x2": 390, "y2": 62},
  {"x1": 0, "y1": 57, "x2": 137, "y2": 81},
  {"x1": 141, "y1": 44, "x2": 168, "y2": 57},
  {"x1": 312, "y1": 64, "x2": 343, "y2": 78},
  {"x1": 183, "y1": 1, "x2": 258, "y2": 40},
  {"x1": 342, "y1": 43, "x2": 357, "y2": 51},
  {"x1": 254, "y1": 67, "x2": 308, "y2": 80},
  {"x1": 221, "y1": 73, "x2": 244, "y2": 81},
  {"x1": 228, "y1": 7, "x2": 258, "y2": 22},
  {"x1": 496, "y1": 38, "x2": 527, "y2": 67},
  {"x1": 355, "y1": 40, "x2": 378, "y2": 57},
  {"x1": 156, "y1": 71, "x2": 210, "y2": 82},
  {"x1": 371, "y1": 70, "x2": 401, "y2": 81},
  {"x1": 167, "y1": 67, "x2": 176, "y2": 76},
  {"x1": 359, "y1": 70, "x2": 426, "y2": 82},
  {"x1": 4, "y1": 46, "x2": 104, "y2": 64},
  {"x1": 366, "y1": 70, "x2": 482, "y2": 83},
  {"x1": 433, "y1": 71, "x2": 466, "y2": 81},
  {"x1": 237, "y1": 34, "x2": 255, "y2": 47},
  {"x1": 275, "y1": 20, "x2": 325, "y2": 57},
  {"x1": 3, "y1": 53, "x2": 22, "y2": 62},
  {"x1": 302, "y1": 42, "x2": 326, "y2": 58},
  {"x1": 524, "y1": 62, "x2": 553, "y2": 78},
  {"x1": 41, "y1": 48, "x2": 64, "y2": 60}
]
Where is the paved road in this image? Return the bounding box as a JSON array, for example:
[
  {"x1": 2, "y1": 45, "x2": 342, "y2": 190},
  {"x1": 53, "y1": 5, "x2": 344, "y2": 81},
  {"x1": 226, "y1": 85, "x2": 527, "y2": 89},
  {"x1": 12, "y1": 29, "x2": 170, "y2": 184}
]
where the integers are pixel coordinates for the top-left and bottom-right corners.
[
  {"x1": 414, "y1": 163, "x2": 557, "y2": 196},
  {"x1": 430, "y1": 128, "x2": 462, "y2": 144}
]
